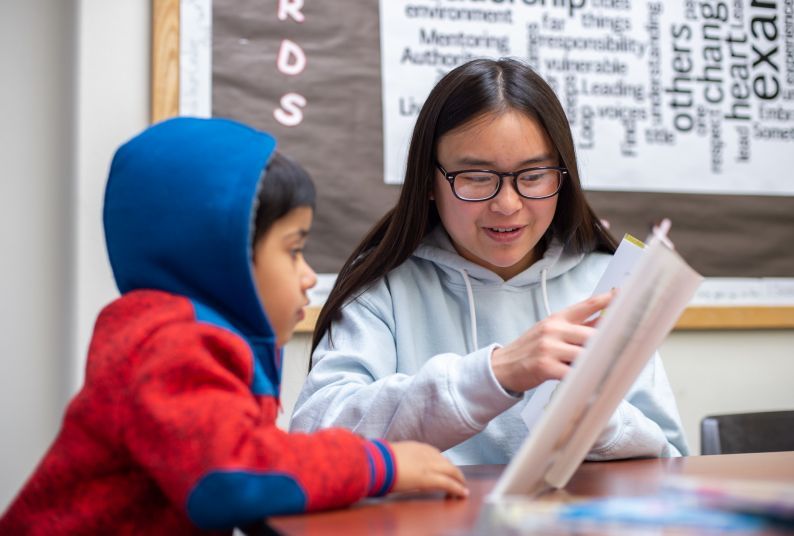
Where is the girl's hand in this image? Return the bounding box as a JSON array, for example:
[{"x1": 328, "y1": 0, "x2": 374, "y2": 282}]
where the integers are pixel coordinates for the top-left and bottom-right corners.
[
  {"x1": 390, "y1": 441, "x2": 468, "y2": 498},
  {"x1": 491, "y1": 292, "x2": 613, "y2": 394}
]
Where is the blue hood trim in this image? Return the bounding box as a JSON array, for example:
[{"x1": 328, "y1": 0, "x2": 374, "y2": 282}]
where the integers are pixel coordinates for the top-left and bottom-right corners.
[{"x1": 104, "y1": 117, "x2": 279, "y2": 390}]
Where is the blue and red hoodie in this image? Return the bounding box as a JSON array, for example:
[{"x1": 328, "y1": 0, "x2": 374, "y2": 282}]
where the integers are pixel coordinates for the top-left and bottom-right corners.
[{"x1": 0, "y1": 118, "x2": 395, "y2": 533}]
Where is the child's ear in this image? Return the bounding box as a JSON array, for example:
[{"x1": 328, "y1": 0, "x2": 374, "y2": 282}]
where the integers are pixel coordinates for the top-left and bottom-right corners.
[{"x1": 428, "y1": 189, "x2": 435, "y2": 201}]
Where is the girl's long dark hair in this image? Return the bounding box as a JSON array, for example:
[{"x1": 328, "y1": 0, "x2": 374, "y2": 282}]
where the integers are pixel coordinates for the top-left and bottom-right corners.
[{"x1": 312, "y1": 58, "x2": 615, "y2": 354}]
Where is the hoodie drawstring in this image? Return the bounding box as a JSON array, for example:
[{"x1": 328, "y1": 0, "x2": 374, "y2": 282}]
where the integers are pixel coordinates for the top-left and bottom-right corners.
[
  {"x1": 458, "y1": 268, "x2": 478, "y2": 352},
  {"x1": 458, "y1": 267, "x2": 552, "y2": 353},
  {"x1": 540, "y1": 268, "x2": 552, "y2": 318}
]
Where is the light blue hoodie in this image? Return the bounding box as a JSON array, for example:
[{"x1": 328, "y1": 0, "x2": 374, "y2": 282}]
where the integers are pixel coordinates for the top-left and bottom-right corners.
[{"x1": 290, "y1": 226, "x2": 689, "y2": 464}]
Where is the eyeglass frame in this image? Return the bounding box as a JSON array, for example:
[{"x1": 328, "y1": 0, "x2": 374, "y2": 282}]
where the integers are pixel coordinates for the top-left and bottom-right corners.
[{"x1": 435, "y1": 162, "x2": 567, "y2": 202}]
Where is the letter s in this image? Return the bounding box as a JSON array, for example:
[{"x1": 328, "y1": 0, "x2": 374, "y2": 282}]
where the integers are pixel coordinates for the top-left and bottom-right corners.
[{"x1": 274, "y1": 93, "x2": 306, "y2": 127}]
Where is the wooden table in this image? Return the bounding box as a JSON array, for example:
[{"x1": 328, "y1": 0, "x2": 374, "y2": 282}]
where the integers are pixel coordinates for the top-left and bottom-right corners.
[{"x1": 269, "y1": 451, "x2": 794, "y2": 535}]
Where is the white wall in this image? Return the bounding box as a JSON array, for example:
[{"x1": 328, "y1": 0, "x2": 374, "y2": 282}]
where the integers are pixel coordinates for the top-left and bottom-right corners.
[
  {"x1": 1, "y1": 0, "x2": 792, "y2": 516},
  {"x1": 72, "y1": 1, "x2": 150, "y2": 391},
  {"x1": 662, "y1": 330, "x2": 794, "y2": 455},
  {"x1": 0, "y1": 0, "x2": 77, "y2": 511},
  {"x1": 0, "y1": 0, "x2": 149, "y2": 511}
]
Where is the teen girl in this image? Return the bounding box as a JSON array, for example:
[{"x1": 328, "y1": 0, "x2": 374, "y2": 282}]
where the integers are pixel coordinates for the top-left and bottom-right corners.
[{"x1": 291, "y1": 58, "x2": 688, "y2": 464}]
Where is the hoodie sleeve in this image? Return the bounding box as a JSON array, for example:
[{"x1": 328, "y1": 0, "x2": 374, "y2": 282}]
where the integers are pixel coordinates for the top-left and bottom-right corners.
[
  {"x1": 292, "y1": 294, "x2": 688, "y2": 462},
  {"x1": 290, "y1": 294, "x2": 521, "y2": 451},
  {"x1": 123, "y1": 322, "x2": 395, "y2": 531},
  {"x1": 587, "y1": 352, "x2": 689, "y2": 460}
]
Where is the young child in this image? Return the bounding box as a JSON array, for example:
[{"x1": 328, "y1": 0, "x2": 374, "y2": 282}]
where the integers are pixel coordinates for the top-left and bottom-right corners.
[
  {"x1": 0, "y1": 118, "x2": 466, "y2": 533},
  {"x1": 291, "y1": 58, "x2": 689, "y2": 464}
]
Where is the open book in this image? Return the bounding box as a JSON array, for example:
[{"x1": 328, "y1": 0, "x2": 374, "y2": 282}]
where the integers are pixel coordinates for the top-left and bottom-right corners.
[{"x1": 489, "y1": 227, "x2": 703, "y2": 499}]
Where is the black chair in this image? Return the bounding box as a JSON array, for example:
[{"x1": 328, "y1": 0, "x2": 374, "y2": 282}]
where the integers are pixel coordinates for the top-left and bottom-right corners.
[{"x1": 700, "y1": 411, "x2": 794, "y2": 455}]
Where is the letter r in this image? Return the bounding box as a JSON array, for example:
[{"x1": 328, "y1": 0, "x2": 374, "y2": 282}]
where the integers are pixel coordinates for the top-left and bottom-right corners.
[{"x1": 278, "y1": 0, "x2": 305, "y2": 22}]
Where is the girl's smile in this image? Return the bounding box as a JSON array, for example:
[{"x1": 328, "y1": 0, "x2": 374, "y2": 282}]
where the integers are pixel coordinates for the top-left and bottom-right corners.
[{"x1": 482, "y1": 225, "x2": 526, "y2": 243}]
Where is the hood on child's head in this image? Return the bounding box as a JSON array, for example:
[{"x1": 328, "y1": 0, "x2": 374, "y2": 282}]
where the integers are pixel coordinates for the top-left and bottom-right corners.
[{"x1": 103, "y1": 117, "x2": 277, "y2": 339}]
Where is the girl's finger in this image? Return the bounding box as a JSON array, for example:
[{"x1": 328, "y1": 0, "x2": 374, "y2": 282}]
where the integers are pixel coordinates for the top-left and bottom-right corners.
[
  {"x1": 582, "y1": 315, "x2": 601, "y2": 328},
  {"x1": 559, "y1": 292, "x2": 612, "y2": 323},
  {"x1": 560, "y1": 324, "x2": 596, "y2": 346},
  {"x1": 542, "y1": 360, "x2": 570, "y2": 382},
  {"x1": 540, "y1": 339, "x2": 582, "y2": 364}
]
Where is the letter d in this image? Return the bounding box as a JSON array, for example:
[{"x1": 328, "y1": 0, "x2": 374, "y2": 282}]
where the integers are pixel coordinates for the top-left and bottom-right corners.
[{"x1": 277, "y1": 39, "x2": 307, "y2": 76}]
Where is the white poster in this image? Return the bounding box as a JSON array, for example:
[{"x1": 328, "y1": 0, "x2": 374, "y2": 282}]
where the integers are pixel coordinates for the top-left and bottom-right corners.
[
  {"x1": 379, "y1": 0, "x2": 794, "y2": 195},
  {"x1": 180, "y1": 0, "x2": 212, "y2": 118}
]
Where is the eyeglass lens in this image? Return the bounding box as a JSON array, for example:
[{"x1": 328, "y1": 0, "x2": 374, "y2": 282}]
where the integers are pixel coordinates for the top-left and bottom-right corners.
[{"x1": 454, "y1": 169, "x2": 562, "y2": 200}]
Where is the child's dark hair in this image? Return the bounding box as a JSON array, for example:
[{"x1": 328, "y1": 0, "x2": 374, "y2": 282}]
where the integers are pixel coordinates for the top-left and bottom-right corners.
[{"x1": 252, "y1": 152, "x2": 316, "y2": 246}]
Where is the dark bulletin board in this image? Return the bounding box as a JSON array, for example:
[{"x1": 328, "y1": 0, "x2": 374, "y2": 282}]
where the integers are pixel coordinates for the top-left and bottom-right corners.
[
  {"x1": 212, "y1": 0, "x2": 399, "y2": 273},
  {"x1": 151, "y1": 0, "x2": 794, "y2": 329}
]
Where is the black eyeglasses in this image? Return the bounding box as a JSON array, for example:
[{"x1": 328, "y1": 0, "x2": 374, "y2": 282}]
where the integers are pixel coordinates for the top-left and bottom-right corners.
[{"x1": 436, "y1": 162, "x2": 566, "y2": 202}]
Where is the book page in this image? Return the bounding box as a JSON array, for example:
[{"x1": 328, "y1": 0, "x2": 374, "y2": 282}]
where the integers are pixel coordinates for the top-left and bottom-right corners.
[
  {"x1": 521, "y1": 234, "x2": 646, "y2": 433},
  {"x1": 491, "y1": 236, "x2": 702, "y2": 499}
]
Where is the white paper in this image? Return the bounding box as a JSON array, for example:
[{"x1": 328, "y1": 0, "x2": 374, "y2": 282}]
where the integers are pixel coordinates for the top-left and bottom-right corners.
[
  {"x1": 520, "y1": 380, "x2": 559, "y2": 433},
  {"x1": 180, "y1": 0, "x2": 212, "y2": 118},
  {"x1": 591, "y1": 235, "x2": 645, "y2": 296}
]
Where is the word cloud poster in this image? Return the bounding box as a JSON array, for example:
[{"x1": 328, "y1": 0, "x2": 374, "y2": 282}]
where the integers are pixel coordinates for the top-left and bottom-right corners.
[{"x1": 380, "y1": 0, "x2": 794, "y2": 195}]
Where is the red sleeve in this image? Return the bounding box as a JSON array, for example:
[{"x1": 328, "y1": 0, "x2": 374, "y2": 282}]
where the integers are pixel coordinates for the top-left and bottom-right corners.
[{"x1": 122, "y1": 321, "x2": 395, "y2": 529}]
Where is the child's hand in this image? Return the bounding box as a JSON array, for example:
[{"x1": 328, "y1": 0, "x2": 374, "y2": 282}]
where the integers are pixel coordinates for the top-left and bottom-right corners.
[
  {"x1": 491, "y1": 291, "x2": 614, "y2": 394},
  {"x1": 390, "y1": 441, "x2": 468, "y2": 498}
]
